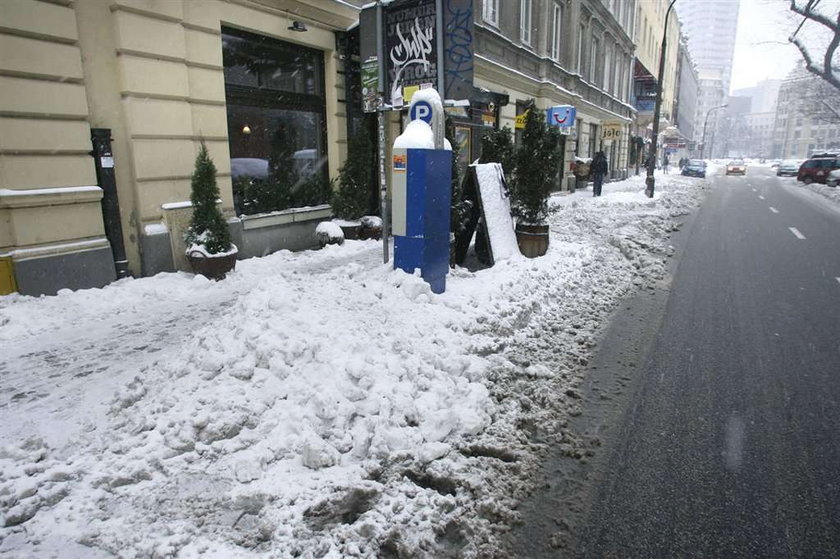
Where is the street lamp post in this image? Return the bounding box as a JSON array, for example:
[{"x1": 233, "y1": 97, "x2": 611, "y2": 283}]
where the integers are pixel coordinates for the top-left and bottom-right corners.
[
  {"x1": 701, "y1": 104, "x2": 728, "y2": 160},
  {"x1": 645, "y1": 0, "x2": 678, "y2": 198}
]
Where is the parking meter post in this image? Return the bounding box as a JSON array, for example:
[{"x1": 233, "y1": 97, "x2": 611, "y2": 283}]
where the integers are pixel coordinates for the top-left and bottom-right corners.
[
  {"x1": 376, "y1": 1, "x2": 389, "y2": 264},
  {"x1": 392, "y1": 89, "x2": 451, "y2": 293}
]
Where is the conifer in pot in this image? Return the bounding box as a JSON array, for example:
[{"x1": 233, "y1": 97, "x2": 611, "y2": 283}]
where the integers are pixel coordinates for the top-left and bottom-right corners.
[
  {"x1": 511, "y1": 103, "x2": 562, "y2": 256},
  {"x1": 185, "y1": 142, "x2": 237, "y2": 279}
]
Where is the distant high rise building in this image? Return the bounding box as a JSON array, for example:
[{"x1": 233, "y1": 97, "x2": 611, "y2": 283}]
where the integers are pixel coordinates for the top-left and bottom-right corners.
[
  {"x1": 732, "y1": 79, "x2": 782, "y2": 114},
  {"x1": 675, "y1": 0, "x2": 740, "y2": 96}
]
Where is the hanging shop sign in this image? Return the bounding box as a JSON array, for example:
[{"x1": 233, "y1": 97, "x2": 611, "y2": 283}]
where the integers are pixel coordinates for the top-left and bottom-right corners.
[
  {"x1": 546, "y1": 105, "x2": 576, "y2": 128},
  {"x1": 515, "y1": 109, "x2": 530, "y2": 129},
  {"x1": 601, "y1": 122, "x2": 622, "y2": 141}
]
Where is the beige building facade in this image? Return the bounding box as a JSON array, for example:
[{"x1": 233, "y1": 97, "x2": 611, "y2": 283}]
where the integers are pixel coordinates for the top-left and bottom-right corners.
[{"x1": 1, "y1": 0, "x2": 361, "y2": 295}]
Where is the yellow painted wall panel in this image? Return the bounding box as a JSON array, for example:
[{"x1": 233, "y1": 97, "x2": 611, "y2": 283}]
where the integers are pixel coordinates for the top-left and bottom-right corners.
[
  {"x1": 204, "y1": 139, "x2": 231, "y2": 184},
  {"x1": 136, "y1": 178, "x2": 191, "y2": 221},
  {"x1": 0, "y1": 118, "x2": 91, "y2": 152},
  {"x1": 216, "y1": 4, "x2": 336, "y2": 51},
  {"x1": 123, "y1": 98, "x2": 192, "y2": 136},
  {"x1": 0, "y1": 77, "x2": 89, "y2": 117},
  {"x1": 0, "y1": 155, "x2": 96, "y2": 189},
  {"x1": 0, "y1": 35, "x2": 83, "y2": 79},
  {"x1": 0, "y1": 256, "x2": 16, "y2": 295},
  {"x1": 114, "y1": 11, "x2": 185, "y2": 59},
  {"x1": 0, "y1": 209, "x2": 13, "y2": 248},
  {"x1": 185, "y1": 29, "x2": 222, "y2": 68},
  {"x1": 182, "y1": 0, "x2": 225, "y2": 30},
  {"x1": 114, "y1": 0, "x2": 184, "y2": 21},
  {"x1": 187, "y1": 67, "x2": 225, "y2": 102},
  {"x1": 190, "y1": 104, "x2": 228, "y2": 138},
  {"x1": 119, "y1": 56, "x2": 188, "y2": 97},
  {"x1": 131, "y1": 138, "x2": 195, "y2": 180},
  {"x1": 3, "y1": 0, "x2": 79, "y2": 41},
  {"x1": 9, "y1": 202, "x2": 105, "y2": 246}
]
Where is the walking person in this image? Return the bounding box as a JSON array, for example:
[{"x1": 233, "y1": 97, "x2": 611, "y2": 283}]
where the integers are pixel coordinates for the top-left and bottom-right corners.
[
  {"x1": 591, "y1": 151, "x2": 608, "y2": 197},
  {"x1": 663, "y1": 154, "x2": 670, "y2": 174}
]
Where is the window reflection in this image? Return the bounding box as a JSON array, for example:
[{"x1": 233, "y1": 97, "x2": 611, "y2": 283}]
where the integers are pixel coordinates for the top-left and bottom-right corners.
[{"x1": 222, "y1": 27, "x2": 329, "y2": 216}]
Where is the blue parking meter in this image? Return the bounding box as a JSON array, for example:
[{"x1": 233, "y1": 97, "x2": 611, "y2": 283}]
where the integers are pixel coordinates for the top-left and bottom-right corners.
[{"x1": 391, "y1": 89, "x2": 451, "y2": 294}]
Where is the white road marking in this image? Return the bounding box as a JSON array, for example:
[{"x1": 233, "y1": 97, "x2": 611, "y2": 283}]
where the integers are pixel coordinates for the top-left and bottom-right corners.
[
  {"x1": 769, "y1": 207, "x2": 779, "y2": 214},
  {"x1": 836, "y1": 277, "x2": 840, "y2": 285},
  {"x1": 751, "y1": 188, "x2": 757, "y2": 192},
  {"x1": 758, "y1": 195, "x2": 765, "y2": 200},
  {"x1": 789, "y1": 227, "x2": 806, "y2": 240},
  {"x1": 724, "y1": 415, "x2": 746, "y2": 471}
]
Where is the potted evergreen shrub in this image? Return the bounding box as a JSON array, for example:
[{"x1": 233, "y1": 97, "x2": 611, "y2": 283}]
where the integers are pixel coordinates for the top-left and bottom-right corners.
[
  {"x1": 185, "y1": 142, "x2": 237, "y2": 280},
  {"x1": 331, "y1": 124, "x2": 379, "y2": 240},
  {"x1": 479, "y1": 125, "x2": 515, "y2": 178},
  {"x1": 511, "y1": 104, "x2": 562, "y2": 257}
]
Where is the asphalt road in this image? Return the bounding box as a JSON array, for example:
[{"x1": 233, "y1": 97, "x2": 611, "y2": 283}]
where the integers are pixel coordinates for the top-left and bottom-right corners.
[{"x1": 575, "y1": 167, "x2": 840, "y2": 557}]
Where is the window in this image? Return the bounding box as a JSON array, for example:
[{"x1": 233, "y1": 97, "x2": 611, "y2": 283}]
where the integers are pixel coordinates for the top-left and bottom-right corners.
[
  {"x1": 521, "y1": 0, "x2": 533, "y2": 45},
  {"x1": 590, "y1": 36, "x2": 599, "y2": 83},
  {"x1": 482, "y1": 0, "x2": 499, "y2": 26},
  {"x1": 222, "y1": 27, "x2": 329, "y2": 216},
  {"x1": 577, "y1": 26, "x2": 586, "y2": 73},
  {"x1": 551, "y1": 3, "x2": 563, "y2": 62},
  {"x1": 603, "y1": 43, "x2": 611, "y2": 90}
]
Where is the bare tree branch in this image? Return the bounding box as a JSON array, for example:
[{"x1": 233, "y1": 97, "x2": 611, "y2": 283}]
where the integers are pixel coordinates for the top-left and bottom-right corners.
[
  {"x1": 788, "y1": 1, "x2": 840, "y2": 90},
  {"x1": 789, "y1": 0, "x2": 837, "y2": 30}
]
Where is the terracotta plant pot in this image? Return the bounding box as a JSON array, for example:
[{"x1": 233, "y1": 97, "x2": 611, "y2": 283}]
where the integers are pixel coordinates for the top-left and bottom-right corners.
[
  {"x1": 515, "y1": 223, "x2": 549, "y2": 258},
  {"x1": 187, "y1": 249, "x2": 238, "y2": 280}
]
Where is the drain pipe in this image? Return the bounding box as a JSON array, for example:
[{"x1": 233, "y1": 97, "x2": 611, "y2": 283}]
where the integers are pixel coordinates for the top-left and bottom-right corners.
[{"x1": 90, "y1": 128, "x2": 130, "y2": 279}]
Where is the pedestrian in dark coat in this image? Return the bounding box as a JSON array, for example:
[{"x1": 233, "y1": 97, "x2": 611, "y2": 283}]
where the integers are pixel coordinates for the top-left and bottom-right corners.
[{"x1": 591, "y1": 151, "x2": 608, "y2": 197}]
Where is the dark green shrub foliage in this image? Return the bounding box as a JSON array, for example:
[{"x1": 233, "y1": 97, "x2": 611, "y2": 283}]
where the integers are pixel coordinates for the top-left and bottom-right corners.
[
  {"x1": 512, "y1": 106, "x2": 562, "y2": 224},
  {"x1": 186, "y1": 142, "x2": 232, "y2": 254},
  {"x1": 445, "y1": 116, "x2": 470, "y2": 236},
  {"x1": 332, "y1": 125, "x2": 375, "y2": 220},
  {"x1": 294, "y1": 173, "x2": 333, "y2": 208},
  {"x1": 479, "y1": 125, "x2": 515, "y2": 178}
]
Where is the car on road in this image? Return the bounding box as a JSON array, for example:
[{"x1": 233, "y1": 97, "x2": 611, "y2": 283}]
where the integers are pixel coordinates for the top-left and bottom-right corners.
[
  {"x1": 681, "y1": 159, "x2": 707, "y2": 178},
  {"x1": 726, "y1": 159, "x2": 747, "y2": 175},
  {"x1": 826, "y1": 169, "x2": 840, "y2": 187},
  {"x1": 776, "y1": 160, "x2": 800, "y2": 177},
  {"x1": 797, "y1": 153, "x2": 840, "y2": 184}
]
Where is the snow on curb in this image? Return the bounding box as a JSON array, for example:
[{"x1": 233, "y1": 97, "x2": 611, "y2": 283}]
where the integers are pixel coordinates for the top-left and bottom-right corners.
[{"x1": 0, "y1": 173, "x2": 710, "y2": 557}]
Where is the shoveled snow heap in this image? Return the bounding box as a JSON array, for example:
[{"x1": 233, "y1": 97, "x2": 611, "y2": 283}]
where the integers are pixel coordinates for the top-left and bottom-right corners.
[{"x1": 1, "y1": 172, "x2": 708, "y2": 558}]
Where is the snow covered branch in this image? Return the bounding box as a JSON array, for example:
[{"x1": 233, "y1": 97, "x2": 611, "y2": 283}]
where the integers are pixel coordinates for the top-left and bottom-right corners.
[{"x1": 788, "y1": 0, "x2": 840, "y2": 90}]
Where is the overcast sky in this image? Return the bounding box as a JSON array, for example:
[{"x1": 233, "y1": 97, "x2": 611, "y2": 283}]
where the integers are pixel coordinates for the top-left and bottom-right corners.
[
  {"x1": 730, "y1": 0, "x2": 800, "y2": 92},
  {"x1": 729, "y1": 0, "x2": 839, "y2": 93}
]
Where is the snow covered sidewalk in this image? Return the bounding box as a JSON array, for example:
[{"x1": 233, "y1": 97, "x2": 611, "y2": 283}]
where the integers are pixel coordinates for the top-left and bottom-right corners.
[{"x1": 1, "y1": 172, "x2": 709, "y2": 558}]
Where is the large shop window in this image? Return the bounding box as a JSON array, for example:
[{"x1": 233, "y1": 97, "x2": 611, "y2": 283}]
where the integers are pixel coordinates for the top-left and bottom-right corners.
[{"x1": 222, "y1": 27, "x2": 330, "y2": 216}]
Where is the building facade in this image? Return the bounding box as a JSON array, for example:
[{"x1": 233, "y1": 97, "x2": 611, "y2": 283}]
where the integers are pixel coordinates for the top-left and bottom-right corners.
[
  {"x1": 1, "y1": 0, "x2": 362, "y2": 295},
  {"x1": 673, "y1": 33, "x2": 699, "y2": 156},
  {"x1": 676, "y1": 0, "x2": 739, "y2": 157},
  {"x1": 474, "y1": 0, "x2": 637, "y2": 184},
  {"x1": 631, "y1": 0, "x2": 681, "y2": 167},
  {"x1": 773, "y1": 64, "x2": 840, "y2": 159},
  {"x1": 3, "y1": 0, "x2": 650, "y2": 296}
]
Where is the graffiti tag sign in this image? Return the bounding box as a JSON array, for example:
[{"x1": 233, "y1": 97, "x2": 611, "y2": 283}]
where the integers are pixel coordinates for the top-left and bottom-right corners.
[
  {"x1": 385, "y1": 0, "x2": 437, "y2": 105},
  {"x1": 359, "y1": 0, "x2": 473, "y2": 109}
]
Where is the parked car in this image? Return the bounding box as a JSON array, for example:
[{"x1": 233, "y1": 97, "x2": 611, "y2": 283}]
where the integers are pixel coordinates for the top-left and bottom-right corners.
[
  {"x1": 770, "y1": 160, "x2": 781, "y2": 168},
  {"x1": 776, "y1": 159, "x2": 800, "y2": 177},
  {"x1": 681, "y1": 159, "x2": 707, "y2": 178},
  {"x1": 726, "y1": 159, "x2": 747, "y2": 175},
  {"x1": 826, "y1": 169, "x2": 840, "y2": 187},
  {"x1": 797, "y1": 153, "x2": 840, "y2": 184}
]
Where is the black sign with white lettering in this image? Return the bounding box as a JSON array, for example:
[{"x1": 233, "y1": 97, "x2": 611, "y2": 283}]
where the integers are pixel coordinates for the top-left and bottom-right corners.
[{"x1": 384, "y1": 0, "x2": 437, "y2": 103}]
